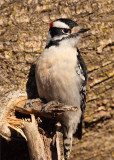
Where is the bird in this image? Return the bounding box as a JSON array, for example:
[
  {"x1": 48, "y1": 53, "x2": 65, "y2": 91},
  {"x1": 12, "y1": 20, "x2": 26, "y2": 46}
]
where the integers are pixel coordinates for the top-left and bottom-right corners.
[{"x1": 35, "y1": 18, "x2": 88, "y2": 160}]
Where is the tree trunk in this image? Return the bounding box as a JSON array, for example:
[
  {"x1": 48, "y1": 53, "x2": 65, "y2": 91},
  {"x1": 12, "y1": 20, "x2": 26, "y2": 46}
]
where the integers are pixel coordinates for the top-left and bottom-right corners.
[{"x1": 0, "y1": 0, "x2": 113, "y2": 160}]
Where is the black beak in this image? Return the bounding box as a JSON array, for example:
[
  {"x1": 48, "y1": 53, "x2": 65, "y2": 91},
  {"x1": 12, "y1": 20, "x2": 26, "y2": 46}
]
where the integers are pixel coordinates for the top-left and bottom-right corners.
[{"x1": 78, "y1": 28, "x2": 90, "y2": 34}]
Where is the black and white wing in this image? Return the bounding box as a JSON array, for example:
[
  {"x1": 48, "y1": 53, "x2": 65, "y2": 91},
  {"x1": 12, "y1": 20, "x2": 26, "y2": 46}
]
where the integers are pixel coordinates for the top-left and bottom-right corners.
[
  {"x1": 75, "y1": 48, "x2": 87, "y2": 139},
  {"x1": 77, "y1": 48, "x2": 87, "y2": 113}
]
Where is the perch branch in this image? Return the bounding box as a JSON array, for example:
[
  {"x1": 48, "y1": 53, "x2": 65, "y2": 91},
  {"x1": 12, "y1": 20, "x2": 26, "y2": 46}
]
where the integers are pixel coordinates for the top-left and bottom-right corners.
[{"x1": 14, "y1": 98, "x2": 78, "y2": 120}]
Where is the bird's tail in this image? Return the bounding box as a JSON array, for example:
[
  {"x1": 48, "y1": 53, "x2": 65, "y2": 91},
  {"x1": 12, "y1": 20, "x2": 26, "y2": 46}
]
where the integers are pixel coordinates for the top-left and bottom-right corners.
[
  {"x1": 63, "y1": 126, "x2": 73, "y2": 160},
  {"x1": 62, "y1": 109, "x2": 82, "y2": 159}
]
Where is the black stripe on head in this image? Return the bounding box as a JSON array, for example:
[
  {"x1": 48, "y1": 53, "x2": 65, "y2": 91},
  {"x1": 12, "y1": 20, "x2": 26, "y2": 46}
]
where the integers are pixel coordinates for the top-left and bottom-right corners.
[
  {"x1": 55, "y1": 18, "x2": 78, "y2": 29},
  {"x1": 49, "y1": 27, "x2": 71, "y2": 38},
  {"x1": 50, "y1": 27, "x2": 64, "y2": 38}
]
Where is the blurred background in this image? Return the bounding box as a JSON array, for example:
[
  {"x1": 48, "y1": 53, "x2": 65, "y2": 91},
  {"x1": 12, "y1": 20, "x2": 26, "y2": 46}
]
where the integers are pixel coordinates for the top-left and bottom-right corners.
[{"x1": 0, "y1": 0, "x2": 113, "y2": 159}]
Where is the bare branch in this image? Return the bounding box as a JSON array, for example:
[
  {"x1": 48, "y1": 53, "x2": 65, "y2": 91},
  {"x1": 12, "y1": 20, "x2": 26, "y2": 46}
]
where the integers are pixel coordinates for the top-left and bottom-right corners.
[
  {"x1": 23, "y1": 114, "x2": 47, "y2": 160},
  {"x1": 14, "y1": 99, "x2": 78, "y2": 120}
]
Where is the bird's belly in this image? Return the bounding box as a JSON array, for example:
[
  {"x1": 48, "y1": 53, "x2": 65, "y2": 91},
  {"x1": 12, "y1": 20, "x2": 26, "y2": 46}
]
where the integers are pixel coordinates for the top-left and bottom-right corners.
[{"x1": 37, "y1": 61, "x2": 81, "y2": 107}]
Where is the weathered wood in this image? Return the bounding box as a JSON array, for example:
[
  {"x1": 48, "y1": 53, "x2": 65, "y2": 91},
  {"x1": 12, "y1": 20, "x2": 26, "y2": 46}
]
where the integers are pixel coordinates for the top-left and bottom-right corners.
[
  {"x1": 56, "y1": 122, "x2": 62, "y2": 160},
  {"x1": 4, "y1": 97, "x2": 78, "y2": 160},
  {"x1": 23, "y1": 114, "x2": 47, "y2": 160},
  {"x1": 14, "y1": 98, "x2": 78, "y2": 119}
]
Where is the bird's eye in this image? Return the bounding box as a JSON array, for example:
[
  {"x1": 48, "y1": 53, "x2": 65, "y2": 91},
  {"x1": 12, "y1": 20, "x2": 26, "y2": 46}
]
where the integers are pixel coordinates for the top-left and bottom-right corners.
[{"x1": 62, "y1": 29, "x2": 71, "y2": 34}]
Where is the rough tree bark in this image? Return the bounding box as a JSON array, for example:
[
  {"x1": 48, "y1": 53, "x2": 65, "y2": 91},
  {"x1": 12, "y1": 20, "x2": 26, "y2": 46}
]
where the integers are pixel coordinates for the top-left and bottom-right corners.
[{"x1": 0, "y1": 0, "x2": 114, "y2": 160}]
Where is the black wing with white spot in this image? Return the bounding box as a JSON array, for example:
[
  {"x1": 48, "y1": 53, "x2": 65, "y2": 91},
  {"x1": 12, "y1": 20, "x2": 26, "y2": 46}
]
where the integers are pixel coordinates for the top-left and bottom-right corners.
[
  {"x1": 75, "y1": 48, "x2": 87, "y2": 139},
  {"x1": 76, "y1": 48, "x2": 87, "y2": 113}
]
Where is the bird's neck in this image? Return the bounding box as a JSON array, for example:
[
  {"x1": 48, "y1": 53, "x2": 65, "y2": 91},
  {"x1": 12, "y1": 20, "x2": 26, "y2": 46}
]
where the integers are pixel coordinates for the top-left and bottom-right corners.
[{"x1": 46, "y1": 35, "x2": 81, "y2": 49}]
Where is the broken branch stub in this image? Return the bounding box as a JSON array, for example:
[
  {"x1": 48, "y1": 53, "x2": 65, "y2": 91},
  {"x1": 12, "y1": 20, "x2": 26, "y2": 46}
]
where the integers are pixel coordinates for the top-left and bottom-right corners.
[
  {"x1": 23, "y1": 114, "x2": 47, "y2": 160},
  {"x1": 4, "y1": 97, "x2": 78, "y2": 160},
  {"x1": 14, "y1": 98, "x2": 78, "y2": 120}
]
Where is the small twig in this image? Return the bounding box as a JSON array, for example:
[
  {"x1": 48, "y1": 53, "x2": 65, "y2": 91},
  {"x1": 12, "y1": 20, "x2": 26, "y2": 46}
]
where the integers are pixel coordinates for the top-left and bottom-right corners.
[
  {"x1": 56, "y1": 122, "x2": 62, "y2": 160},
  {"x1": 56, "y1": 131, "x2": 61, "y2": 160}
]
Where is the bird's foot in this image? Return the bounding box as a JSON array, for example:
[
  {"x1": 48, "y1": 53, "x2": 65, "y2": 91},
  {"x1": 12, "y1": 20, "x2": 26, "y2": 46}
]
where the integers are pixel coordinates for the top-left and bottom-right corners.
[
  {"x1": 41, "y1": 100, "x2": 59, "y2": 111},
  {"x1": 24, "y1": 98, "x2": 41, "y2": 108}
]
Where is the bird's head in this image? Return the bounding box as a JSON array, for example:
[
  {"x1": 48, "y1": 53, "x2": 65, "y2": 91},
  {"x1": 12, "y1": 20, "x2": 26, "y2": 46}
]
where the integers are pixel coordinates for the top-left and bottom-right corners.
[{"x1": 46, "y1": 18, "x2": 89, "y2": 47}]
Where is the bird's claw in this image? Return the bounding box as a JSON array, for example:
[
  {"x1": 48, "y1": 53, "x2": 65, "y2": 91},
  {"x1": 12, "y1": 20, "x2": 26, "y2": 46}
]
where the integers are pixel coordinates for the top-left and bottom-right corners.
[
  {"x1": 41, "y1": 100, "x2": 58, "y2": 111},
  {"x1": 24, "y1": 99, "x2": 39, "y2": 108}
]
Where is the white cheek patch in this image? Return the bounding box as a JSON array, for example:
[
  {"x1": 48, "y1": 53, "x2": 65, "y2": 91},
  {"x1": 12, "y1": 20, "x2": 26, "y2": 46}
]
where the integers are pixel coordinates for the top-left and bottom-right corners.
[
  {"x1": 53, "y1": 35, "x2": 68, "y2": 41},
  {"x1": 53, "y1": 21, "x2": 69, "y2": 29}
]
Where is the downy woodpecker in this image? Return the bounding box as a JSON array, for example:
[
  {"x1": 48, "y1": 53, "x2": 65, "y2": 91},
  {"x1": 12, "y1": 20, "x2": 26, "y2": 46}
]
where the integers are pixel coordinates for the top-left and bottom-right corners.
[{"x1": 35, "y1": 18, "x2": 88, "y2": 160}]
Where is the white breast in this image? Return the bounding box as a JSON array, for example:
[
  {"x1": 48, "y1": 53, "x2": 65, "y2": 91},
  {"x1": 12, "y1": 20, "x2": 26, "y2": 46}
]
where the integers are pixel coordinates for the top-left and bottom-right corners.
[{"x1": 35, "y1": 45, "x2": 81, "y2": 107}]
